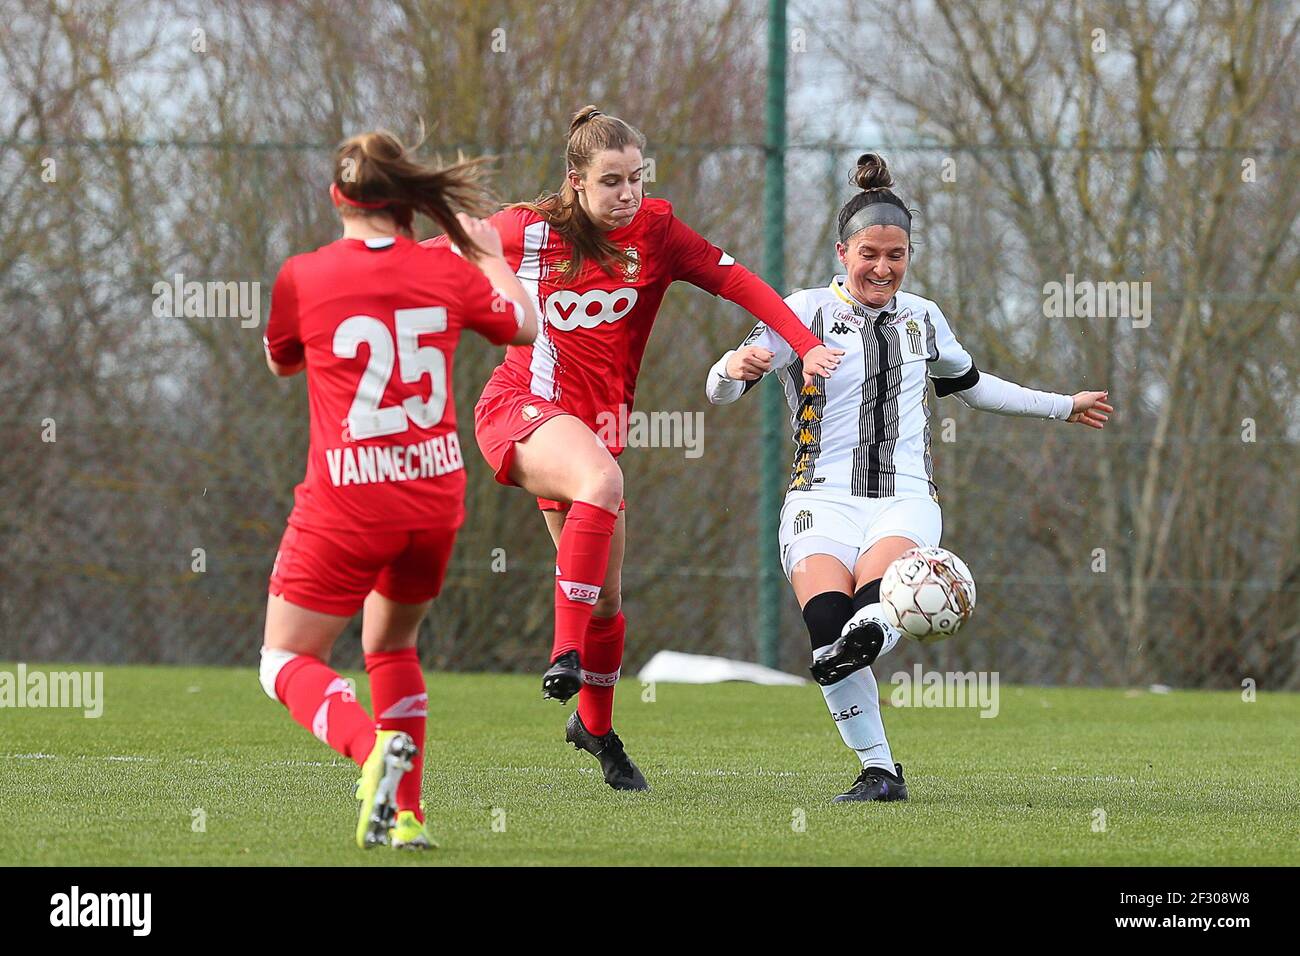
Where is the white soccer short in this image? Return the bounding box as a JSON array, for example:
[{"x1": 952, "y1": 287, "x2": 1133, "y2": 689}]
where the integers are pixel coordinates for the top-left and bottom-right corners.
[{"x1": 778, "y1": 490, "x2": 942, "y2": 580}]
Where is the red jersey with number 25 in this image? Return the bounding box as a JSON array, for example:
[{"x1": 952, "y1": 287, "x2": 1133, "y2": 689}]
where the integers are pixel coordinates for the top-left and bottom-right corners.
[
  {"x1": 264, "y1": 235, "x2": 523, "y2": 531},
  {"x1": 428, "y1": 197, "x2": 820, "y2": 455}
]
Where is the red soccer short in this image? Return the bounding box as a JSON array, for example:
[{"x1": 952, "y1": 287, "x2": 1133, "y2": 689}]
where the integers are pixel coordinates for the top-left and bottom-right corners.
[
  {"x1": 474, "y1": 378, "x2": 626, "y2": 514},
  {"x1": 268, "y1": 523, "x2": 457, "y2": 617}
]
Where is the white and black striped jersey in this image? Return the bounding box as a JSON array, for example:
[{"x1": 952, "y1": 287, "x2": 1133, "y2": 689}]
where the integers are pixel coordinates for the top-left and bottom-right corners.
[{"x1": 707, "y1": 275, "x2": 1072, "y2": 500}]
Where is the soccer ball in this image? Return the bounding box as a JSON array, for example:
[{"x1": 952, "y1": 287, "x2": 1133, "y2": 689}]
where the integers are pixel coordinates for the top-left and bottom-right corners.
[{"x1": 880, "y1": 547, "x2": 976, "y2": 643}]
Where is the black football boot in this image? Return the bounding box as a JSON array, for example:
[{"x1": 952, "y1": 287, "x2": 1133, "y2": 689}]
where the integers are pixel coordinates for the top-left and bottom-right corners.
[
  {"x1": 564, "y1": 711, "x2": 650, "y2": 792},
  {"x1": 810, "y1": 619, "x2": 886, "y2": 685},
  {"x1": 542, "y1": 649, "x2": 582, "y2": 702},
  {"x1": 832, "y1": 762, "x2": 909, "y2": 803}
]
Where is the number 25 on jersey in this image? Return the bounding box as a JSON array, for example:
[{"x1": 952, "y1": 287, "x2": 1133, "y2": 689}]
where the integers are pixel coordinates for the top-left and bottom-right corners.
[{"x1": 333, "y1": 307, "x2": 448, "y2": 440}]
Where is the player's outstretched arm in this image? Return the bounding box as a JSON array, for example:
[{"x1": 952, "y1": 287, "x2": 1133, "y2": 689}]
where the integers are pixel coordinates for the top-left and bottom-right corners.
[
  {"x1": 264, "y1": 261, "x2": 306, "y2": 376},
  {"x1": 706, "y1": 308, "x2": 801, "y2": 404},
  {"x1": 706, "y1": 346, "x2": 774, "y2": 404},
  {"x1": 1065, "y1": 390, "x2": 1113, "y2": 429},
  {"x1": 926, "y1": 304, "x2": 1110, "y2": 427},
  {"x1": 264, "y1": 347, "x2": 305, "y2": 377},
  {"x1": 665, "y1": 213, "x2": 842, "y2": 386},
  {"x1": 713, "y1": 269, "x2": 842, "y2": 387},
  {"x1": 940, "y1": 367, "x2": 1112, "y2": 428},
  {"x1": 456, "y1": 213, "x2": 537, "y2": 345}
]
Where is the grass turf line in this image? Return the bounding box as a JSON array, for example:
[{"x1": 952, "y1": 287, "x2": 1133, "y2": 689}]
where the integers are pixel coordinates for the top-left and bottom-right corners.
[{"x1": 1, "y1": 666, "x2": 1296, "y2": 866}]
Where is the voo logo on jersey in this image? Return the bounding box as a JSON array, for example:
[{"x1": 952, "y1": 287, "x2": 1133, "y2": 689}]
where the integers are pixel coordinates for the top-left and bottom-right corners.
[{"x1": 546, "y1": 288, "x2": 639, "y2": 331}]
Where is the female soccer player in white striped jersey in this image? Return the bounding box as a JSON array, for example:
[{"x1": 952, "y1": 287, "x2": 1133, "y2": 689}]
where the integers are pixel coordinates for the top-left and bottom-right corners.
[{"x1": 706, "y1": 153, "x2": 1112, "y2": 802}]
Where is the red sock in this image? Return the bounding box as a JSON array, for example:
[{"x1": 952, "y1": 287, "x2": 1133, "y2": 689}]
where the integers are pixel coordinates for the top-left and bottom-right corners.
[
  {"x1": 365, "y1": 648, "x2": 427, "y2": 821},
  {"x1": 553, "y1": 501, "x2": 618, "y2": 661},
  {"x1": 578, "y1": 611, "x2": 625, "y2": 736},
  {"x1": 274, "y1": 655, "x2": 375, "y2": 765}
]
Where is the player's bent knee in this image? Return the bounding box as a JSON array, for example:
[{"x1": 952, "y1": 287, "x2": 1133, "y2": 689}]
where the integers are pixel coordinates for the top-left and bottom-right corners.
[
  {"x1": 593, "y1": 591, "x2": 622, "y2": 618},
  {"x1": 580, "y1": 463, "x2": 623, "y2": 512},
  {"x1": 259, "y1": 646, "x2": 300, "y2": 702},
  {"x1": 362, "y1": 632, "x2": 420, "y2": 655},
  {"x1": 802, "y1": 591, "x2": 855, "y2": 654}
]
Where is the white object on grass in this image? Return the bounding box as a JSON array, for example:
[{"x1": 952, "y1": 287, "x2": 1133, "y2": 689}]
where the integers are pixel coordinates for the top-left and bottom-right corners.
[{"x1": 637, "y1": 650, "x2": 808, "y2": 686}]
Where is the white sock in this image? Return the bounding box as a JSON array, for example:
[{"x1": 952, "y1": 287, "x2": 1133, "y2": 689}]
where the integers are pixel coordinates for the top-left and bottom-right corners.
[
  {"x1": 842, "y1": 602, "x2": 902, "y2": 660},
  {"x1": 818, "y1": 664, "x2": 895, "y2": 771}
]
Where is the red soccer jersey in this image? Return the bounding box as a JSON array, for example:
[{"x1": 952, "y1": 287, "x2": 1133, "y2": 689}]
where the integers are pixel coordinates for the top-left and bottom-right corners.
[
  {"x1": 423, "y1": 197, "x2": 820, "y2": 455},
  {"x1": 265, "y1": 235, "x2": 522, "y2": 531}
]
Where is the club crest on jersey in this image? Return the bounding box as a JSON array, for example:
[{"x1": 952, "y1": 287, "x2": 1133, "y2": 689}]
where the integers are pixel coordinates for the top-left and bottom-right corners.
[
  {"x1": 621, "y1": 245, "x2": 641, "y2": 281},
  {"x1": 793, "y1": 509, "x2": 814, "y2": 534},
  {"x1": 905, "y1": 317, "x2": 924, "y2": 355},
  {"x1": 521, "y1": 404, "x2": 541, "y2": 422}
]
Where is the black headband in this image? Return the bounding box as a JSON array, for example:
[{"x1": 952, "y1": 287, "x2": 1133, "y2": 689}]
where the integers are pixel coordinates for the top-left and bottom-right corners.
[{"x1": 839, "y1": 202, "x2": 911, "y2": 242}]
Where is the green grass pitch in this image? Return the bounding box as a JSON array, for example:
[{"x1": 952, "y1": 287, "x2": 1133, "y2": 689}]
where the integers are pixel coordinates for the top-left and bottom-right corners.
[{"x1": 2, "y1": 666, "x2": 1296, "y2": 866}]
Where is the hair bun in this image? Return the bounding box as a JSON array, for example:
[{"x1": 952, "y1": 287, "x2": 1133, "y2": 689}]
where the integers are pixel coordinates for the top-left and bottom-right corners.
[
  {"x1": 851, "y1": 152, "x2": 893, "y2": 191},
  {"x1": 569, "y1": 105, "x2": 603, "y2": 137}
]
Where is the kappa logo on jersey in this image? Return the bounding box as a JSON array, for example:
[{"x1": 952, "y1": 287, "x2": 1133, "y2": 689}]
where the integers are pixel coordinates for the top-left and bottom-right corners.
[
  {"x1": 793, "y1": 509, "x2": 814, "y2": 534},
  {"x1": 546, "y1": 288, "x2": 639, "y2": 331},
  {"x1": 830, "y1": 322, "x2": 853, "y2": 336},
  {"x1": 791, "y1": 453, "x2": 811, "y2": 490}
]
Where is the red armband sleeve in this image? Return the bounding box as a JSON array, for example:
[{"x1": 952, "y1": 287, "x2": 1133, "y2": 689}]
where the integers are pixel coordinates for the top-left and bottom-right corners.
[
  {"x1": 420, "y1": 208, "x2": 529, "y2": 272},
  {"x1": 458, "y1": 261, "x2": 524, "y2": 345},
  {"x1": 264, "y1": 259, "x2": 304, "y2": 365},
  {"x1": 666, "y1": 213, "x2": 821, "y2": 359},
  {"x1": 716, "y1": 266, "x2": 822, "y2": 358}
]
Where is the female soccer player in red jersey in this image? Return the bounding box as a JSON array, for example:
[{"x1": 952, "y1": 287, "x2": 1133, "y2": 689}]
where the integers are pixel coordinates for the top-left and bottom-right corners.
[
  {"x1": 259, "y1": 130, "x2": 537, "y2": 849},
  {"x1": 453, "y1": 106, "x2": 843, "y2": 791}
]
